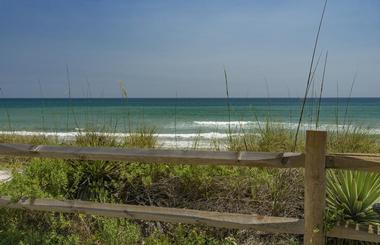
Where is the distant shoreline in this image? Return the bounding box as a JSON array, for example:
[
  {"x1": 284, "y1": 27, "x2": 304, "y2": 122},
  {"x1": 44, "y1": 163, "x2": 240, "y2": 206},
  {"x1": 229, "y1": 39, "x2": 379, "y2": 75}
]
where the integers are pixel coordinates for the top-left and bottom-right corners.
[{"x1": 1, "y1": 97, "x2": 380, "y2": 99}]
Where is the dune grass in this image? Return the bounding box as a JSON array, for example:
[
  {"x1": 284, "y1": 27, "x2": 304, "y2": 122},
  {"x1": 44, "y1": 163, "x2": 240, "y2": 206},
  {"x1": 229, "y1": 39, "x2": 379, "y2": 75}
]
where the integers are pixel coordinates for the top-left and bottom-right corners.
[
  {"x1": 0, "y1": 122, "x2": 378, "y2": 244},
  {"x1": 0, "y1": 126, "x2": 302, "y2": 244}
]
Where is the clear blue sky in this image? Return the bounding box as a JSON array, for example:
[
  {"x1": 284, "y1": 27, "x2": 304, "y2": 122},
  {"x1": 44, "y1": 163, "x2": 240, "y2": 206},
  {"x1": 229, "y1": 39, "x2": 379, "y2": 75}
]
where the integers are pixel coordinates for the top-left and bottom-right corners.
[{"x1": 0, "y1": 0, "x2": 379, "y2": 98}]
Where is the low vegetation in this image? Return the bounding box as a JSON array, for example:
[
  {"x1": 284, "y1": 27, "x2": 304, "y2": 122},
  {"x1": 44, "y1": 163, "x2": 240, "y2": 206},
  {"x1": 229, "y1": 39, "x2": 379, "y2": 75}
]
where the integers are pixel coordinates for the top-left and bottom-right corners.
[{"x1": 0, "y1": 124, "x2": 379, "y2": 244}]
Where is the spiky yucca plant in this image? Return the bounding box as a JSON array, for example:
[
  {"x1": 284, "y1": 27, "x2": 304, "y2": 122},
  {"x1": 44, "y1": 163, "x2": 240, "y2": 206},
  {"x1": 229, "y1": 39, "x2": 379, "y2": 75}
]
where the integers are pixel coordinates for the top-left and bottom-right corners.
[{"x1": 327, "y1": 170, "x2": 380, "y2": 225}]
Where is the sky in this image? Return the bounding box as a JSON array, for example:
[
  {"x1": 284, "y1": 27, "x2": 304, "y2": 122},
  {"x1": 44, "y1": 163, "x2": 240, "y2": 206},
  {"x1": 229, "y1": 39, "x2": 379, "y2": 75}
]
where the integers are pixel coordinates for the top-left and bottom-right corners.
[{"x1": 0, "y1": 0, "x2": 379, "y2": 98}]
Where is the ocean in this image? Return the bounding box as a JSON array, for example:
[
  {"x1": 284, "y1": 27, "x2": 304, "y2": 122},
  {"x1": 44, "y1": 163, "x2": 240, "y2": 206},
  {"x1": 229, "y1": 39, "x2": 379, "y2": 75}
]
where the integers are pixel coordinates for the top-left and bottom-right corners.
[{"x1": 1, "y1": 98, "x2": 379, "y2": 148}]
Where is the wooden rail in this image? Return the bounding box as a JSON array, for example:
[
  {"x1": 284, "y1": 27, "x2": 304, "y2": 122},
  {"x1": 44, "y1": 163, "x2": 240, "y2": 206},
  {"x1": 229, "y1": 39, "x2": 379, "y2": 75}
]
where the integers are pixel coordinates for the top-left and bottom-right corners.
[
  {"x1": 0, "y1": 197, "x2": 304, "y2": 234},
  {"x1": 0, "y1": 131, "x2": 379, "y2": 244},
  {"x1": 0, "y1": 197, "x2": 378, "y2": 243},
  {"x1": 327, "y1": 153, "x2": 380, "y2": 172},
  {"x1": 329, "y1": 225, "x2": 380, "y2": 243},
  {"x1": 0, "y1": 143, "x2": 379, "y2": 172},
  {"x1": 0, "y1": 143, "x2": 305, "y2": 168}
]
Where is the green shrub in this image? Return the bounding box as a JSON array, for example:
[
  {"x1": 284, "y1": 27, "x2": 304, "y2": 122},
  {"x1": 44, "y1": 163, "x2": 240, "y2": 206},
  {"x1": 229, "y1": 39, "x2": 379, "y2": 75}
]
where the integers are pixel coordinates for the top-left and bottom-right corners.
[
  {"x1": 171, "y1": 225, "x2": 219, "y2": 245},
  {"x1": 0, "y1": 158, "x2": 69, "y2": 200},
  {"x1": 0, "y1": 210, "x2": 81, "y2": 245},
  {"x1": 97, "y1": 217, "x2": 141, "y2": 245},
  {"x1": 1, "y1": 124, "x2": 379, "y2": 244},
  {"x1": 327, "y1": 170, "x2": 380, "y2": 225},
  {"x1": 67, "y1": 160, "x2": 124, "y2": 202},
  {"x1": 144, "y1": 230, "x2": 171, "y2": 245}
]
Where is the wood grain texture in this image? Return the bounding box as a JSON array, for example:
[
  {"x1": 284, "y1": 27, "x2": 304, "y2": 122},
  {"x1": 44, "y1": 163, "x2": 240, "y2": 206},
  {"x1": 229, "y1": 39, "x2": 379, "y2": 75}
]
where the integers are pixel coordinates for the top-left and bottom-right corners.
[
  {"x1": 1, "y1": 140, "x2": 380, "y2": 243},
  {"x1": 1, "y1": 143, "x2": 380, "y2": 172},
  {"x1": 0, "y1": 197, "x2": 304, "y2": 234},
  {"x1": 0, "y1": 143, "x2": 305, "y2": 168},
  {"x1": 304, "y1": 130, "x2": 327, "y2": 245},
  {"x1": 0, "y1": 197, "x2": 378, "y2": 242},
  {"x1": 326, "y1": 153, "x2": 380, "y2": 172},
  {"x1": 328, "y1": 226, "x2": 380, "y2": 243}
]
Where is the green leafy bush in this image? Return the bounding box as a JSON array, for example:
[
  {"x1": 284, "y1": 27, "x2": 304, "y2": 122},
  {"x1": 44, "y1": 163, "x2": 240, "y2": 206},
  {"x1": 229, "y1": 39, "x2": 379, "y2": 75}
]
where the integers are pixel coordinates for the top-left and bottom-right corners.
[
  {"x1": 0, "y1": 210, "x2": 81, "y2": 245},
  {"x1": 0, "y1": 125, "x2": 379, "y2": 244},
  {"x1": 97, "y1": 217, "x2": 141, "y2": 245},
  {"x1": 67, "y1": 160, "x2": 123, "y2": 202},
  {"x1": 0, "y1": 158, "x2": 69, "y2": 199},
  {"x1": 327, "y1": 170, "x2": 380, "y2": 225}
]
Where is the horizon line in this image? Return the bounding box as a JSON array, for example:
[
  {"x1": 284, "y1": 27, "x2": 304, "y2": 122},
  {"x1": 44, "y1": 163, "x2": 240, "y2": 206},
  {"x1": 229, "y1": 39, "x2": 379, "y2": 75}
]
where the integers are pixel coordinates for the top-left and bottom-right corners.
[{"x1": 1, "y1": 96, "x2": 380, "y2": 99}]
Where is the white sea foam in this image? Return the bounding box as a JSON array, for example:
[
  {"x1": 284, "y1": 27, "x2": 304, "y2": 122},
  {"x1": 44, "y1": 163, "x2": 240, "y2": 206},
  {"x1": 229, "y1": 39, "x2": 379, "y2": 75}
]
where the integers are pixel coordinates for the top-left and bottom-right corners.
[
  {"x1": 193, "y1": 121, "x2": 253, "y2": 126},
  {"x1": 192, "y1": 120, "x2": 380, "y2": 134},
  {"x1": 1, "y1": 122, "x2": 379, "y2": 150},
  {"x1": 0, "y1": 130, "x2": 233, "y2": 149},
  {"x1": 158, "y1": 132, "x2": 238, "y2": 139},
  {"x1": 0, "y1": 130, "x2": 241, "y2": 139}
]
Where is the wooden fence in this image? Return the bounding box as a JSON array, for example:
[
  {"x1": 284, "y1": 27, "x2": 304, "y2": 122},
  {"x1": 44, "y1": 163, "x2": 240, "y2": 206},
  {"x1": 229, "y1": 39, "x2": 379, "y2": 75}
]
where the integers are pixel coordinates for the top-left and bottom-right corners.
[{"x1": 0, "y1": 130, "x2": 379, "y2": 244}]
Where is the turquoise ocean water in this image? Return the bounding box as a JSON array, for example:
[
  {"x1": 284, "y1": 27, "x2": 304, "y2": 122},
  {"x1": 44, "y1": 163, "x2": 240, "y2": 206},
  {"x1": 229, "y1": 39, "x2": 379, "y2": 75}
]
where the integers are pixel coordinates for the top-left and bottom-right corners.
[{"x1": 1, "y1": 98, "x2": 379, "y2": 147}]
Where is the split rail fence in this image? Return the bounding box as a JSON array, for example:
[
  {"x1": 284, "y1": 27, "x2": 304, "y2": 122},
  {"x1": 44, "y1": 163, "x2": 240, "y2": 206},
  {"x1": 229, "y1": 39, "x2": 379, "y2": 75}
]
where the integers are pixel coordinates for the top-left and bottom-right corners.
[{"x1": 0, "y1": 130, "x2": 380, "y2": 244}]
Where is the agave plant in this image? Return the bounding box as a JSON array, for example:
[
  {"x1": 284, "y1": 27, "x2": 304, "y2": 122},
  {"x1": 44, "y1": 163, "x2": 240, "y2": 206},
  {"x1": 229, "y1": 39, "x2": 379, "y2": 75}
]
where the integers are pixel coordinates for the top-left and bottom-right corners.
[
  {"x1": 326, "y1": 170, "x2": 380, "y2": 225},
  {"x1": 68, "y1": 160, "x2": 124, "y2": 202}
]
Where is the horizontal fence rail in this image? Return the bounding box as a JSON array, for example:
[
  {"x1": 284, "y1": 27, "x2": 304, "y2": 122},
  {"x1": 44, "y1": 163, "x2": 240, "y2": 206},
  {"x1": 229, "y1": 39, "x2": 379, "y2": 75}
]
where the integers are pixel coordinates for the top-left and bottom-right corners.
[
  {"x1": 0, "y1": 143, "x2": 304, "y2": 168},
  {"x1": 327, "y1": 153, "x2": 380, "y2": 172},
  {"x1": 0, "y1": 132, "x2": 380, "y2": 244},
  {"x1": 0, "y1": 197, "x2": 378, "y2": 243},
  {"x1": 0, "y1": 197, "x2": 304, "y2": 234},
  {"x1": 0, "y1": 143, "x2": 379, "y2": 172}
]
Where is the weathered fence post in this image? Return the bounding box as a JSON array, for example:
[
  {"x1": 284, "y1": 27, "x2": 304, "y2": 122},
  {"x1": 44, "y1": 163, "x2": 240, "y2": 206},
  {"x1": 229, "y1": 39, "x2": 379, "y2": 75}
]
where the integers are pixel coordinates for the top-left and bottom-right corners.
[{"x1": 304, "y1": 130, "x2": 327, "y2": 245}]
